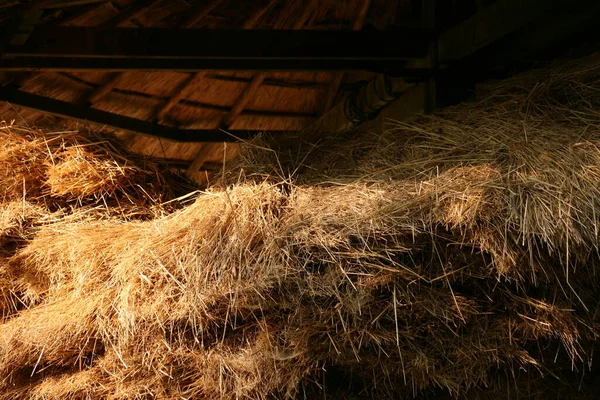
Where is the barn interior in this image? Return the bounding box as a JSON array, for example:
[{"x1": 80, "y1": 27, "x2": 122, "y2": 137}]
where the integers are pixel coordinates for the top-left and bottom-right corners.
[
  {"x1": 1, "y1": 0, "x2": 597, "y2": 181},
  {"x1": 1, "y1": 0, "x2": 600, "y2": 399}
]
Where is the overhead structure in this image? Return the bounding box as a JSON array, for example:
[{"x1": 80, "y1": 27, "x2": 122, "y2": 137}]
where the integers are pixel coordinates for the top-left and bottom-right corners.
[
  {"x1": 0, "y1": 27, "x2": 432, "y2": 72},
  {"x1": 0, "y1": 0, "x2": 598, "y2": 167},
  {"x1": 0, "y1": 88, "x2": 266, "y2": 142}
]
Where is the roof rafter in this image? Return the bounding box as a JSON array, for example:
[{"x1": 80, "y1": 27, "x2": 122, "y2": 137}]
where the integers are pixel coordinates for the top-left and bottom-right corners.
[
  {"x1": 220, "y1": 0, "x2": 319, "y2": 129},
  {"x1": 80, "y1": 0, "x2": 191, "y2": 106},
  {"x1": 97, "y1": 0, "x2": 162, "y2": 29},
  {"x1": 155, "y1": 0, "x2": 271, "y2": 124},
  {"x1": 0, "y1": 88, "x2": 272, "y2": 142},
  {"x1": 204, "y1": 73, "x2": 328, "y2": 90},
  {"x1": 182, "y1": 0, "x2": 228, "y2": 29},
  {"x1": 59, "y1": 72, "x2": 317, "y2": 118},
  {"x1": 82, "y1": 72, "x2": 121, "y2": 105}
]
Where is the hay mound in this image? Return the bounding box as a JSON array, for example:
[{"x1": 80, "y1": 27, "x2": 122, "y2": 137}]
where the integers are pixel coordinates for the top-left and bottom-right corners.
[
  {"x1": 1, "y1": 54, "x2": 600, "y2": 399},
  {"x1": 0, "y1": 124, "x2": 190, "y2": 216}
]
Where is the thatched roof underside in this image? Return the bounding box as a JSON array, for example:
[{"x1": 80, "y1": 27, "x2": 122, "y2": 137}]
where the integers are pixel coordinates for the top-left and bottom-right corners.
[
  {"x1": 0, "y1": 0, "x2": 500, "y2": 165},
  {"x1": 0, "y1": 0, "x2": 425, "y2": 163}
]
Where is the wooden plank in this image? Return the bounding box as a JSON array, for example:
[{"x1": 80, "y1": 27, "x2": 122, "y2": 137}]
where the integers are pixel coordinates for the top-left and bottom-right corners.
[
  {"x1": 221, "y1": 73, "x2": 265, "y2": 127},
  {"x1": 52, "y1": 1, "x2": 108, "y2": 25},
  {"x1": 5, "y1": 27, "x2": 432, "y2": 60},
  {"x1": 220, "y1": 0, "x2": 320, "y2": 128},
  {"x1": 84, "y1": 72, "x2": 121, "y2": 104},
  {"x1": 155, "y1": 0, "x2": 273, "y2": 123},
  {"x1": 38, "y1": 0, "x2": 107, "y2": 9},
  {"x1": 0, "y1": 58, "x2": 433, "y2": 73},
  {"x1": 240, "y1": 0, "x2": 279, "y2": 29},
  {"x1": 182, "y1": 0, "x2": 227, "y2": 28},
  {"x1": 96, "y1": 0, "x2": 162, "y2": 29},
  {"x1": 0, "y1": 88, "x2": 271, "y2": 142},
  {"x1": 204, "y1": 73, "x2": 328, "y2": 90}
]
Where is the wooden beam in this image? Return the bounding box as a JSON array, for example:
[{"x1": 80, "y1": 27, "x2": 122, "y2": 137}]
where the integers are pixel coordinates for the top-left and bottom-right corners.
[
  {"x1": 4, "y1": 27, "x2": 432, "y2": 60},
  {"x1": 0, "y1": 88, "x2": 272, "y2": 142},
  {"x1": 0, "y1": 58, "x2": 433, "y2": 73},
  {"x1": 52, "y1": 0, "x2": 108, "y2": 25},
  {"x1": 241, "y1": 0, "x2": 279, "y2": 29},
  {"x1": 204, "y1": 73, "x2": 328, "y2": 90},
  {"x1": 182, "y1": 0, "x2": 227, "y2": 29},
  {"x1": 220, "y1": 0, "x2": 319, "y2": 128},
  {"x1": 38, "y1": 0, "x2": 108, "y2": 9},
  {"x1": 96, "y1": 0, "x2": 162, "y2": 29},
  {"x1": 83, "y1": 72, "x2": 121, "y2": 105},
  {"x1": 221, "y1": 73, "x2": 266, "y2": 128},
  {"x1": 437, "y1": 0, "x2": 576, "y2": 65},
  {"x1": 322, "y1": 0, "x2": 372, "y2": 113},
  {"x1": 155, "y1": 0, "x2": 273, "y2": 123},
  {"x1": 0, "y1": 24, "x2": 431, "y2": 74},
  {"x1": 85, "y1": 0, "x2": 224, "y2": 108},
  {"x1": 155, "y1": 73, "x2": 202, "y2": 121},
  {"x1": 7, "y1": 7, "x2": 44, "y2": 46}
]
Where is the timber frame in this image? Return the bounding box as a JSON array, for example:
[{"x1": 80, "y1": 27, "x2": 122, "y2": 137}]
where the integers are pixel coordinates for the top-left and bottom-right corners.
[{"x1": 0, "y1": 0, "x2": 599, "y2": 143}]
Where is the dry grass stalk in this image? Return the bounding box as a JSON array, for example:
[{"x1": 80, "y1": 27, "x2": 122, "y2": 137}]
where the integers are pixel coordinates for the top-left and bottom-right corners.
[
  {"x1": 1, "y1": 54, "x2": 600, "y2": 399},
  {"x1": 0, "y1": 121, "x2": 193, "y2": 218}
]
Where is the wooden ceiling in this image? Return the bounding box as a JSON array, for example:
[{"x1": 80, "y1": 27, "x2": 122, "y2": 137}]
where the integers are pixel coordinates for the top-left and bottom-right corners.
[
  {"x1": 0, "y1": 0, "x2": 426, "y2": 136},
  {"x1": 1, "y1": 0, "x2": 599, "y2": 181}
]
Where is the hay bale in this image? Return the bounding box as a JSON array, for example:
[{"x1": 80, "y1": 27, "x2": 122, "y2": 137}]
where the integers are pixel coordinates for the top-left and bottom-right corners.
[{"x1": 1, "y1": 54, "x2": 600, "y2": 399}]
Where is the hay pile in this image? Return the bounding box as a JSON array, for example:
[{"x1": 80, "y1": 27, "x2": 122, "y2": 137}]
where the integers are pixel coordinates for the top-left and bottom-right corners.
[
  {"x1": 1, "y1": 54, "x2": 600, "y2": 399},
  {"x1": 0, "y1": 124, "x2": 189, "y2": 216}
]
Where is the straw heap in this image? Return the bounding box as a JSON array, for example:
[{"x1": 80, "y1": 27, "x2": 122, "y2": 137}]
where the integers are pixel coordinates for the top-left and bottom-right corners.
[
  {"x1": 1, "y1": 54, "x2": 600, "y2": 399},
  {"x1": 0, "y1": 124, "x2": 189, "y2": 216}
]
